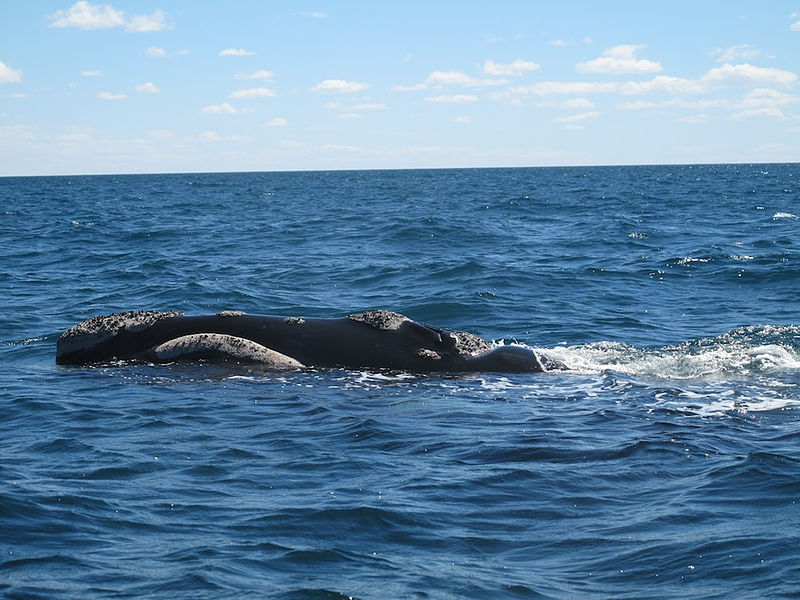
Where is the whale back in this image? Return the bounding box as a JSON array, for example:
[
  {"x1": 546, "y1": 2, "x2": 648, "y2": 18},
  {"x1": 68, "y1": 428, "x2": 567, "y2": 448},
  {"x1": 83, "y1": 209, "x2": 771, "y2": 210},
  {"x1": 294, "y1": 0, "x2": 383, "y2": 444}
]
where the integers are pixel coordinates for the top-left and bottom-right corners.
[{"x1": 56, "y1": 310, "x2": 545, "y2": 373}]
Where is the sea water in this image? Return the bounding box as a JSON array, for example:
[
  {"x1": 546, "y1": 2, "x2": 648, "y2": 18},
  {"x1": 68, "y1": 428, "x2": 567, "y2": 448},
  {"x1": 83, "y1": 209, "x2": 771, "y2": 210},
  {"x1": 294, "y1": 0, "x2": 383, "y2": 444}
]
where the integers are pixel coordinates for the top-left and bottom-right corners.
[{"x1": 1, "y1": 165, "x2": 798, "y2": 598}]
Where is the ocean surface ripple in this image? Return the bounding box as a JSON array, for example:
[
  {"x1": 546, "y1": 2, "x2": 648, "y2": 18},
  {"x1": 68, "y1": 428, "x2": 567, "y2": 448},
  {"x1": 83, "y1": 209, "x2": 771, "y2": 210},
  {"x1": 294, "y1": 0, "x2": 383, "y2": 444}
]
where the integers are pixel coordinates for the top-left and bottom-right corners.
[{"x1": 1, "y1": 164, "x2": 799, "y2": 598}]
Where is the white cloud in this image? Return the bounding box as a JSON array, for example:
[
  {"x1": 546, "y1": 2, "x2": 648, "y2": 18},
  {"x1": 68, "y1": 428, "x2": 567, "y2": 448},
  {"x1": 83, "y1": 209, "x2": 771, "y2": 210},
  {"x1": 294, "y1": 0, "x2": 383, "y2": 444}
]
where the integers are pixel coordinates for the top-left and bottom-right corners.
[
  {"x1": 311, "y1": 79, "x2": 370, "y2": 93},
  {"x1": 452, "y1": 116, "x2": 472, "y2": 123},
  {"x1": 234, "y1": 70, "x2": 274, "y2": 80},
  {"x1": 617, "y1": 99, "x2": 688, "y2": 110},
  {"x1": 711, "y1": 44, "x2": 762, "y2": 63},
  {"x1": 483, "y1": 58, "x2": 540, "y2": 76},
  {"x1": 732, "y1": 107, "x2": 785, "y2": 120},
  {"x1": 302, "y1": 11, "x2": 328, "y2": 18},
  {"x1": 219, "y1": 48, "x2": 255, "y2": 56},
  {"x1": 427, "y1": 70, "x2": 506, "y2": 87},
  {"x1": 424, "y1": 94, "x2": 478, "y2": 103},
  {"x1": 81, "y1": 69, "x2": 101, "y2": 76},
  {"x1": 48, "y1": 1, "x2": 124, "y2": 29},
  {"x1": 9, "y1": 92, "x2": 27, "y2": 99},
  {"x1": 264, "y1": 118, "x2": 288, "y2": 127},
  {"x1": 201, "y1": 102, "x2": 238, "y2": 114},
  {"x1": 530, "y1": 97, "x2": 597, "y2": 110},
  {"x1": 504, "y1": 81, "x2": 619, "y2": 97},
  {"x1": 791, "y1": 13, "x2": 800, "y2": 31},
  {"x1": 621, "y1": 98, "x2": 735, "y2": 111},
  {"x1": 0, "y1": 60, "x2": 23, "y2": 83},
  {"x1": 125, "y1": 9, "x2": 170, "y2": 32},
  {"x1": 703, "y1": 63, "x2": 798, "y2": 86},
  {"x1": 47, "y1": 2, "x2": 170, "y2": 32},
  {"x1": 395, "y1": 69, "x2": 507, "y2": 91},
  {"x1": 98, "y1": 91, "x2": 126, "y2": 100},
  {"x1": 338, "y1": 112, "x2": 361, "y2": 119},
  {"x1": 434, "y1": 72, "x2": 477, "y2": 87},
  {"x1": 576, "y1": 44, "x2": 662, "y2": 75},
  {"x1": 616, "y1": 88, "x2": 800, "y2": 121},
  {"x1": 742, "y1": 88, "x2": 799, "y2": 108},
  {"x1": 229, "y1": 87, "x2": 276, "y2": 98},
  {"x1": 144, "y1": 46, "x2": 188, "y2": 59},
  {"x1": 135, "y1": 81, "x2": 159, "y2": 93},
  {"x1": 498, "y1": 63, "x2": 798, "y2": 108},
  {"x1": 619, "y1": 75, "x2": 706, "y2": 95},
  {"x1": 500, "y1": 64, "x2": 792, "y2": 102},
  {"x1": 554, "y1": 111, "x2": 600, "y2": 123}
]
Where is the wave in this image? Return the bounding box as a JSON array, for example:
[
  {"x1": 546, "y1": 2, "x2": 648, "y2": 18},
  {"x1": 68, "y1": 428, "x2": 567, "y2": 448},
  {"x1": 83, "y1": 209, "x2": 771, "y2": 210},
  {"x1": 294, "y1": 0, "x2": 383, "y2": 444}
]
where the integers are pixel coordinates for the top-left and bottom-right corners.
[{"x1": 533, "y1": 324, "x2": 800, "y2": 379}]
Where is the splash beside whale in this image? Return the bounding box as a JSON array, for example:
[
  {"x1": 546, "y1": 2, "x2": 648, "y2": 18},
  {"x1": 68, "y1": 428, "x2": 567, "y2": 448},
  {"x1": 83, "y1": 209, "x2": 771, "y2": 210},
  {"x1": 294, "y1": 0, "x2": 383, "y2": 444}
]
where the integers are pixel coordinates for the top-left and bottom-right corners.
[{"x1": 56, "y1": 310, "x2": 551, "y2": 373}]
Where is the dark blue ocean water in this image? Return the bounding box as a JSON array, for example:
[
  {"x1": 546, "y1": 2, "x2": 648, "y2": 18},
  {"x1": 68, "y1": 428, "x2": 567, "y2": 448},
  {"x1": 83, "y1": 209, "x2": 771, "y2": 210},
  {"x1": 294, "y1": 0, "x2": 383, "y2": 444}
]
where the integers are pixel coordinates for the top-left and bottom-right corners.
[{"x1": 1, "y1": 165, "x2": 799, "y2": 599}]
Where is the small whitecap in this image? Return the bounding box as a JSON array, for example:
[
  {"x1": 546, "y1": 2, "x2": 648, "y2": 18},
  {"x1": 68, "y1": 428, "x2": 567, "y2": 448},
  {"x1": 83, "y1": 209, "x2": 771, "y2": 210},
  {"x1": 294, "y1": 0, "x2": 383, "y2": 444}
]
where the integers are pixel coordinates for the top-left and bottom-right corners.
[
  {"x1": 673, "y1": 395, "x2": 800, "y2": 417},
  {"x1": 675, "y1": 257, "x2": 711, "y2": 266}
]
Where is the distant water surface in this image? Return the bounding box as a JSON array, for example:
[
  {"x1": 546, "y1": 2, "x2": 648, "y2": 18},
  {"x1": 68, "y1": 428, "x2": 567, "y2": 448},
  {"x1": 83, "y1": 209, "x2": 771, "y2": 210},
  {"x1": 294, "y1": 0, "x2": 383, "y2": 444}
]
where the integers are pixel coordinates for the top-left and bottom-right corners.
[{"x1": 1, "y1": 165, "x2": 799, "y2": 598}]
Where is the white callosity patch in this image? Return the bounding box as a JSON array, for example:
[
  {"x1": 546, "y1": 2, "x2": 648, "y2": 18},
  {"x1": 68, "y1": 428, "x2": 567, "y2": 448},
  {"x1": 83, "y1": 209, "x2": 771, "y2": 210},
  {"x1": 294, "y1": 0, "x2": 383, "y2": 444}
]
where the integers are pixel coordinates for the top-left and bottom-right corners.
[
  {"x1": 217, "y1": 310, "x2": 246, "y2": 317},
  {"x1": 450, "y1": 331, "x2": 491, "y2": 356},
  {"x1": 57, "y1": 310, "x2": 183, "y2": 359},
  {"x1": 283, "y1": 316, "x2": 306, "y2": 325},
  {"x1": 152, "y1": 333, "x2": 304, "y2": 369},
  {"x1": 347, "y1": 310, "x2": 410, "y2": 330}
]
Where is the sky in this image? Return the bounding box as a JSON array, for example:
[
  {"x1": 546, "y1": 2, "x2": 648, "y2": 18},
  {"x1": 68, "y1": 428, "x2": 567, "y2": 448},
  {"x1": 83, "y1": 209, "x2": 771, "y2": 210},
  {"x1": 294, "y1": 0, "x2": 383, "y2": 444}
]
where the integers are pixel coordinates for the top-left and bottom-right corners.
[{"x1": 1, "y1": 1, "x2": 799, "y2": 175}]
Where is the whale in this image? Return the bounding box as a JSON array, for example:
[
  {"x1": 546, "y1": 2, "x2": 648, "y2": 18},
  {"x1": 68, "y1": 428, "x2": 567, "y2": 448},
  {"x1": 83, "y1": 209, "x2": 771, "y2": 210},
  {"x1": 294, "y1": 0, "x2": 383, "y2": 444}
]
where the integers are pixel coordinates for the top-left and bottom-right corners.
[{"x1": 56, "y1": 309, "x2": 549, "y2": 373}]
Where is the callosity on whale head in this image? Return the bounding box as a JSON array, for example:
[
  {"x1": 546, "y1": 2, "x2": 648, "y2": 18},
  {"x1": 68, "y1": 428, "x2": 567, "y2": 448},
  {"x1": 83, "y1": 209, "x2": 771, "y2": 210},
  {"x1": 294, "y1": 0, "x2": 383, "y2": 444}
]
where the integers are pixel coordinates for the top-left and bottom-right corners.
[{"x1": 56, "y1": 310, "x2": 185, "y2": 365}]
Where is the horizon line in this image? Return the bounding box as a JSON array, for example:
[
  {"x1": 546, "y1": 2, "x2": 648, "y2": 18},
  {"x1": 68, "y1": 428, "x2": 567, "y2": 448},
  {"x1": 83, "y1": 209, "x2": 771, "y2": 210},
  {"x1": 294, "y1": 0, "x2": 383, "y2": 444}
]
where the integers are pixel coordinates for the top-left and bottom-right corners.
[{"x1": 2, "y1": 160, "x2": 797, "y2": 179}]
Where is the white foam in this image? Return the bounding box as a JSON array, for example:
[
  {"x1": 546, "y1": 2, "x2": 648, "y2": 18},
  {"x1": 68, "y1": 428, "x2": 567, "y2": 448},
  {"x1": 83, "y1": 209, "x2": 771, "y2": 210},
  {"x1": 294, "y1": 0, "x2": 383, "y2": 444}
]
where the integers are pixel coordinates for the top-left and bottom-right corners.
[
  {"x1": 507, "y1": 326, "x2": 800, "y2": 415},
  {"x1": 522, "y1": 325, "x2": 800, "y2": 380},
  {"x1": 675, "y1": 257, "x2": 711, "y2": 266},
  {"x1": 650, "y1": 387, "x2": 800, "y2": 417}
]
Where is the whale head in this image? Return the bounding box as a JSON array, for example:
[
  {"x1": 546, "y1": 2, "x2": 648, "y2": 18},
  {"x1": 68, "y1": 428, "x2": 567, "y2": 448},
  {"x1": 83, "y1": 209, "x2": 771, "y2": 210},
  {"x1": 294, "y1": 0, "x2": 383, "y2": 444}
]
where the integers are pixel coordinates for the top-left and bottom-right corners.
[{"x1": 465, "y1": 345, "x2": 545, "y2": 373}]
